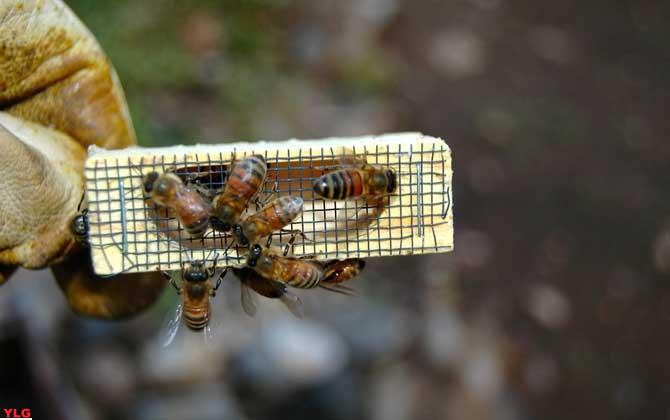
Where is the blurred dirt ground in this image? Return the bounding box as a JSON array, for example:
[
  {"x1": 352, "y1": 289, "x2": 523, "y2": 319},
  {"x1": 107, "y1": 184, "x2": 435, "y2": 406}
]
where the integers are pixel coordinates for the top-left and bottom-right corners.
[{"x1": 1, "y1": 1, "x2": 669, "y2": 419}]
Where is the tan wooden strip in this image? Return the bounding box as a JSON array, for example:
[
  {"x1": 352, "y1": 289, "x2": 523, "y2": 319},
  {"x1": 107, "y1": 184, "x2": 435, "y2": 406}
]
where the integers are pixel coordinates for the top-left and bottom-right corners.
[{"x1": 84, "y1": 133, "x2": 453, "y2": 275}]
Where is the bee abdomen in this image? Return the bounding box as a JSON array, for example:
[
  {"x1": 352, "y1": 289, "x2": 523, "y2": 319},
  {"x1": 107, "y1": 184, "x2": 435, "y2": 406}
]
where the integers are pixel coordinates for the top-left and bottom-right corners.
[
  {"x1": 184, "y1": 215, "x2": 210, "y2": 237},
  {"x1": 183, "y1": 306, "x2": 210, "y2": 330},
  {"x1": 228, "y1": 155, "x2": 267, "y2": 198},
  {"x1": 287, "y1": 264, "x2": 323, "y2": 289},
  {"x1": 313, "y1": 170, "x2": 363, "y2": 200},
  {"x1": 273, "y1": 196, "x2": 303, "y2": 223},
  {"x1": 323, "y1": 258, "x2": 365, "y2": 284}
]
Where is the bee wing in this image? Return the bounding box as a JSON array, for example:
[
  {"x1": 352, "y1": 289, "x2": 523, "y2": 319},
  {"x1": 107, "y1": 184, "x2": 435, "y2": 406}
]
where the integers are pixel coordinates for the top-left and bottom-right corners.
[
  {"x1": 160, "y1": 302, "x2": 183, "y2": 348},
  {"x1": 203, "y1": 322, "x2": 215, "y2": 344},
  {"x1": 319, "y1": 283, "x2": 358, "y2": 297},
  {"x1": 338, "y1": 149, "x2": 368, "y2": 167},
  {"x1": 240, "y1": 281, "x2": 258, "y2": 317},
  {"x1": 203, "y1": 298, "x2": 224, "y2": 345},
  {"x1": 279, "y1": 290, "x2": 304, "y2": 319}
]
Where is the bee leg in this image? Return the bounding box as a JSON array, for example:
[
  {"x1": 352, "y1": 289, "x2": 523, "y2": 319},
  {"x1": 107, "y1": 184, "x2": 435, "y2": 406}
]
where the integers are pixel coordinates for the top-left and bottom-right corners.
[
  {"x1": 279, "y1": 229, "x2": 312, "y2": 256},
  {"x1": 281, "y1": 230, "x2": 302, "y2": 256},
  {"x1": 159, "y1": 269, "x2": 181, "y2": 294},
  {"x1": 279, "y1": 228, "x2": 312, "y2": 243},
  {"x1": 254, "y1": 180, "x2": 280, "y2": 210},
  {"x1": 210, "y1": 268, "x2": 227, "y2": 297},
  {"x1": 189, "y1": 181, "x2": 219, "y2": 200}
]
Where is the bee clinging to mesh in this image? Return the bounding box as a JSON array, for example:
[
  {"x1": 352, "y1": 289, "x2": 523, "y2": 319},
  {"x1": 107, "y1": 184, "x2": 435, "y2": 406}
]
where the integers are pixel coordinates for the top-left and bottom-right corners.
[
  {"x1": 159, "y1": 256, "x2": 224, "y2": 346},
  {"x1": 245, "y1": 244, "x2": 365, "y2": 292},
  {"x1": 246, "y1": 244, "x2": 325, "y2": 289},
  {"x1": 70, "y1": 192, "x2": 89, "y2": 244},
  {"x1": 313, "y1": 153, "x2": 397, "y2": 230},
  {"x1": 143, "y1": 171, "x2": 211, "y2": 237},
  {"x1": 232, "y1": 267, "x2": 303, "y2": 318},
  {"x1": 211, "y1": 154, "x2": 267, "y2": 232},
  {"x1": 313, "y1": 154, "x2": 397, "y2": 201},
  {"x1": 232, "y1": 196, "x2": 304, "y2": 246}
]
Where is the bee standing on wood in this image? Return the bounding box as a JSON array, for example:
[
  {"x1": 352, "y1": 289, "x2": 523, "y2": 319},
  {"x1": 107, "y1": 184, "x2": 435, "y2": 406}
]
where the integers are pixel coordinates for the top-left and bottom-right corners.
[
  {"x1": 212, "y1": 154, "x2": 267, "y2": 232},
  {"x1": 232, "y1": 196, "x2": 304, "y2": 246},
  {"x1": 232, "y1": 267, "x2": 303, "y2": 318},
  {"x1": 143, "y1": 171, "x2": 211, "y2": 237}
]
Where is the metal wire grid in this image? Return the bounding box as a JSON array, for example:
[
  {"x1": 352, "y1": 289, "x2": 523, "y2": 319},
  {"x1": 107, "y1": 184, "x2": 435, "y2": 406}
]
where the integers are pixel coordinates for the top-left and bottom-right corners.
[{"x1": 85, "y1": 139, "x2": 453, "y2": 275}]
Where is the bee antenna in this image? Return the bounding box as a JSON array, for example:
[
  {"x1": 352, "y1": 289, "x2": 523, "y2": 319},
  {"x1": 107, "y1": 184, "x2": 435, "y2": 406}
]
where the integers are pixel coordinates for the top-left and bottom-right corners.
[
  {"x1": 221, "y1": 240, "x2": 235, "y2": 259},
  {"x1": 203, "y1": 248, "x2": 217, "y2": 263},
  {"x1": 181, "y1": 249, "x2": 195, "y2": 266},
  {"x1": 76, "y1": 190, "x2": 86, "y2": 212},
  {"x1": 128, "y1": 162, "x2": 145, "y2": 177}
]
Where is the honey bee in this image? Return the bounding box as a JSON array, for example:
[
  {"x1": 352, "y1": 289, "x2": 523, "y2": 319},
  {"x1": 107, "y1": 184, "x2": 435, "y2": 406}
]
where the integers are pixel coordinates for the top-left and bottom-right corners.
[
  {"x1": 245, "y1": 244, "x2": 365, "y2": 292},
  {"x1": 313, "y1": 155, "x2": 397, "y2": 230},
  {"x1": 143, "y1": 171, "x2": 212, "y2": 237},
  {"x1": 320, "y1": 258, "x2": 366, "y2": 295},
  {"x1": 232, "y1": 196, "x2": 304, "y2": 246},
  {"x1": 232, "y1": 267, "x2": 303, "y2": 318},
  {"x1": 70, "y1": 192, "x2": 89, "y2": 244},
  {"x1": 313, "y1": 155, "x2": 397, "y2": 201},
  {"x1": 212, "y1": 154, "x2": 267, "y2": 231},
  {"x1": 160, "y1": 257, "x2": 224, "y2": 346},
  {"x1": 246, "y1": 244, "x2": 325, "y2": 289}
]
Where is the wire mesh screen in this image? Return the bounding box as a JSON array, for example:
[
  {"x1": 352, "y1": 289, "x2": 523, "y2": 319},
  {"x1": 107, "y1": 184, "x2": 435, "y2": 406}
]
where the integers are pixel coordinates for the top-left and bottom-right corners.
[{"x1": 84, "y1": 133, "x2": 453, "y2": 275}]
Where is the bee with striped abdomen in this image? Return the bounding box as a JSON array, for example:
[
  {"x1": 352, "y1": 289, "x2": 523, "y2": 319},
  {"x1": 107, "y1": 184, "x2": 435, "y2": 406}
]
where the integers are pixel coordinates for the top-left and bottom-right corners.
[
  {"x1": 313, "y1": 154, "x2": 397, "y2": 231},
  {"x1": 246, "y1": 244, "x2": 325, "y2": 289},
  {"x1": 143, "y1": 171, "x2": 211, "y2": 237},
  {"x1": 313, "y1": 155, "x2": 397, "y2": 201},
  {"x1": 232, "y1": 196, "x2": 304, "y2": 246},
  {"x1": 245, "y1": 244, "x2": 365, "y2": 292},
  {"x1": 212, "y1": 154, "x2": 267, "y2": 232},
  {"x1": 159, "y1": 257, "x2": 224, "y2": 346},
  {"x1": 232, "y1": 267, "x2": 303, "y2": 318}
]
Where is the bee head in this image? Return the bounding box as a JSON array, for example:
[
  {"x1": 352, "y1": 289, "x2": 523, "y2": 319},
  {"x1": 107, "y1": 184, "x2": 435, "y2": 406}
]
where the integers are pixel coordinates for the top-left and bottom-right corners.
[
  {"x1": 70, "y1": 212, "x2": 89, "y2": 240},
  {"x1": 143, "y1": 172, "x2": 159, "y2": 194},
  {"x1": 233, "y1": 224, "x2": 249, "y2": 245},
  {"x1": 184, "y1": 262, "x2": 208, "y2": 282},
  {"x1": 247, "y1": 244, "x2": 263, "y2": 267}
]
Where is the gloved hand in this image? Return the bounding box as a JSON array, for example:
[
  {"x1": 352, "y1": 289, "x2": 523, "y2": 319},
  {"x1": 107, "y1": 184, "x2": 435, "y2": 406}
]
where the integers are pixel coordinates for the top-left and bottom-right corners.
[{"x1": 0, "y1": 0, "x2": 165, "y2": 318}]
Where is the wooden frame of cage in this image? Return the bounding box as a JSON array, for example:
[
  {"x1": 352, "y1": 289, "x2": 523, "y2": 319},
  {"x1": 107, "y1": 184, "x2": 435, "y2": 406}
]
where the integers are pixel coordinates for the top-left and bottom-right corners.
[{"x1": 84, "y1": 132, "x2": 453, "y2": 275}]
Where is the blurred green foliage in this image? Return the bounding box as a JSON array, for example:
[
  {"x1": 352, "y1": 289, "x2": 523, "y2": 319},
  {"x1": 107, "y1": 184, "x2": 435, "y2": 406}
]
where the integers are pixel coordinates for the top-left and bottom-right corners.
[
  {"x1": 67, "y1": 0, "x2": 297, "y2": 145},
  {"x1": 67, "y1": 0, "x2": 395, "y2": 145}
]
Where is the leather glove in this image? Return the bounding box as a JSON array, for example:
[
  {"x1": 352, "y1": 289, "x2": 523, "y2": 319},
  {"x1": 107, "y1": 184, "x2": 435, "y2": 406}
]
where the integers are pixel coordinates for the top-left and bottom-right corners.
[{"x1": 0, "y1": 0, "x2": 165, "y2": 318}]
